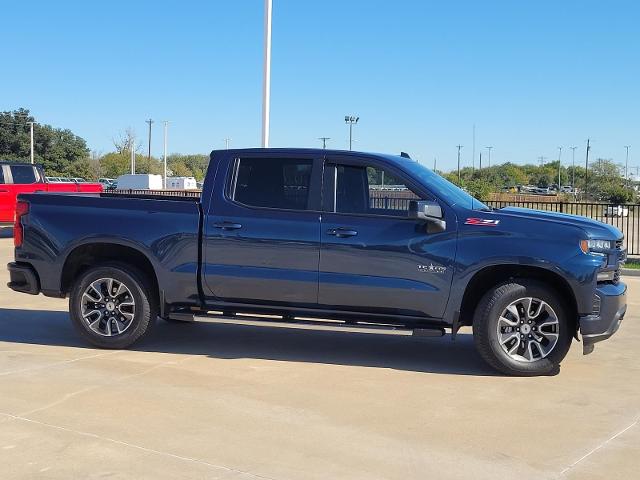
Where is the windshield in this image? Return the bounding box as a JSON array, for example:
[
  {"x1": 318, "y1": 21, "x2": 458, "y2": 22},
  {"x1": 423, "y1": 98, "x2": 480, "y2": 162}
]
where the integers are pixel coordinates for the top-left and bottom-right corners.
[{"x1": 388, "y1": 155, "x2": 489, "y2": 211}]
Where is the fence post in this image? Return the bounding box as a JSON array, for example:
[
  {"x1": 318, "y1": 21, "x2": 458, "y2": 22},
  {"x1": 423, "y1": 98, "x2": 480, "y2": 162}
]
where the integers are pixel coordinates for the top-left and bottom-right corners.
[{"x1": 559, "y1": 203, "x2": 564, "y2": 213}]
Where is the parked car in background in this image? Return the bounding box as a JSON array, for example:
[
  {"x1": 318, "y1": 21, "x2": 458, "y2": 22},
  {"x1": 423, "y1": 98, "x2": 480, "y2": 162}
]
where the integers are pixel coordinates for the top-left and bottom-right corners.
[
  {"x1": 604, "y1": 205, "x2": 630, "y2": 217},
  {"x1": 99, "y1": 178, "x2": 116, "y2": 191},
  {"x1": 0, "y1": 162, "x2": 102, "y2": 224}
]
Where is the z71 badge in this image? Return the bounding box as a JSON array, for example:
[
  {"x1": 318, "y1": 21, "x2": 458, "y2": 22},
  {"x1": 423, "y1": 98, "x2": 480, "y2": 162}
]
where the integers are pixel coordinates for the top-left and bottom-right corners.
[{"x1": 465, "y1": 218, "x2": 500, "y2": 226}]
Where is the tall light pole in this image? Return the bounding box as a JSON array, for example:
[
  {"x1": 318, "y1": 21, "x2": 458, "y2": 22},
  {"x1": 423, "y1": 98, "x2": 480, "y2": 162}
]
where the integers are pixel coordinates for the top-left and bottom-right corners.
[
  {"x1": 472, "y1": 124, "x2": 476, "y2": 173},
  {"x1": 433, "y1": 157, "x2": 437, "y2": 172},
  {"x1": 456, "y1": 145, "x2": 463, "y2": 183},
  {"x1": 557, "y1": 146, "x2": 562, "y2": 191},
  {"x1": 318, "y1": 137, "x2": 330, "y2": 149},
  {"x1": 570, "y1": 146, "x2": 577, "y2": 189},
  {"x1": 28, "y1": 121, "x2": 34, "y2": 164},
  {"x1": 485, "y1": 146, "x2": 493, "y2": 169},
  {"x1": 224, "y1": 138, "x2": 232, "y2": 149},
  {"x1": 345, "y1": 116, "x2": 359, "y2": 150},
  {"x1": 538, "y1": 156, "x2": 547, "y2": 167},
  {"x1": 146, "y1": 119, "x2": 154, "y2": 161},
  {"x1": 624, "y1": 145, "x2": 631, "y2": 187},
  {"x1": 163, "y1": 121, "x2": 169, "y2": 189},
  {"x1": 130, "y1": 137, "x2": 136, "y2": 174},
  {"x1": 261, "y1": 0, "x2": 272, "y2": 148},
  {"x1": 584, "y1": 138, "x2": 591, "y2": 197}
]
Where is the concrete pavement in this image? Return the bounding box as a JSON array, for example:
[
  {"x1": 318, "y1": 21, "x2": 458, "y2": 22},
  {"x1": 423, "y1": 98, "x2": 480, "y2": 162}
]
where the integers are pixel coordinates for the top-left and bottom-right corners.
[{"x1": 0, "y1": 233, "x2": 638, "y2": 479}]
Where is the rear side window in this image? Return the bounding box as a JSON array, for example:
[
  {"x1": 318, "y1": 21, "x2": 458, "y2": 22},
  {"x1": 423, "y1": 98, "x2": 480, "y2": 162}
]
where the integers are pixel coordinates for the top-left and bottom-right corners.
[
  {"x1": 231, "y1": 157, "x2": 313, "y2": 210},
  {"x1": 334, "y1": 164, "x2": 421, "y2": 216},
  {"x1": 10, "y1": 165, "x2": 37, "y2": 184},
  {"x1": 0, "y1": 167, "x2": 5, "y2": 184}
]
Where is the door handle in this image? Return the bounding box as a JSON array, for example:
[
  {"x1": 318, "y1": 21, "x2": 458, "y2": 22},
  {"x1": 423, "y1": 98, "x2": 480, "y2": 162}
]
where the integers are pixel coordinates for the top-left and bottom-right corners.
[
  {"x1": 213, "y1": 221, "x2": 243, "y2": 231},
  {"x1": 0, "y1": 189, "x2": 8, "y2": 193},
  {"x1": 327, "y1": 228, "x2": 358, "y2": 238}
]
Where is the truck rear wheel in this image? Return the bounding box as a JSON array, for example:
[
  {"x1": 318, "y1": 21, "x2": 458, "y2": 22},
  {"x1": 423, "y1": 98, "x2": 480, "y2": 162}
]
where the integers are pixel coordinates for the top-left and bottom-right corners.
[
  {"x1": 473, "y1": 280, "x2": 572, "y2": 376},
  {"x1": 69, "y1": 263, "x2": 157, "y2": 349}
]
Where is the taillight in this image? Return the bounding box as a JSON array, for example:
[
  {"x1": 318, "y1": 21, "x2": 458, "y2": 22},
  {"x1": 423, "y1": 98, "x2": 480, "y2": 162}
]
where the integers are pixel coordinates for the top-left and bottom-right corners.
[{"x1": 14, "y1": 201, "x2": 29, "y2": 248}]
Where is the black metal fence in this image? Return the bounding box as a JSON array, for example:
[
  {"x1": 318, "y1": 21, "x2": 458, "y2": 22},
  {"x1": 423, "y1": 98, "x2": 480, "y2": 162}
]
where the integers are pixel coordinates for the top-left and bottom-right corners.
[{"x1": 486, "y1": 201, "x2": 640, "y2": 256}]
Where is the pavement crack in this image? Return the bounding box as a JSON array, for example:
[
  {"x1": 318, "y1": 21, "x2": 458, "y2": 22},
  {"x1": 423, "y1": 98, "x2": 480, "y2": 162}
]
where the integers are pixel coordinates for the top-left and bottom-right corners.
[
  {"x1": 0, "y1": 350, "x2": 119, "y2": 377},
  {"x1": 557, "y1": 416, "x2": 639, "y2": 477},
  {"x1": 0, "y1": 411, "x2": 277, "y2": 480}
]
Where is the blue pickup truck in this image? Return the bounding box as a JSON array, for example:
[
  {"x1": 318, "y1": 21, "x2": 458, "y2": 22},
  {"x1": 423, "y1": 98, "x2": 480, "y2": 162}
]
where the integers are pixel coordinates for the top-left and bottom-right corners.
[{"x1": 7, "y1": 149, "x2": 627, "y2": 375}]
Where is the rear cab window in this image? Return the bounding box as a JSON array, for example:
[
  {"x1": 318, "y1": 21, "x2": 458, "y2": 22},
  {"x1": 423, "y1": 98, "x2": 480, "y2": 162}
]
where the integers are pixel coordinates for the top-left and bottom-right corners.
[
  {"x1": 9, "y1": 165, "x2": 39, "y2": 184},
  {"x1": 230, "y1": 157, "x2": 314, "y2": 211}
]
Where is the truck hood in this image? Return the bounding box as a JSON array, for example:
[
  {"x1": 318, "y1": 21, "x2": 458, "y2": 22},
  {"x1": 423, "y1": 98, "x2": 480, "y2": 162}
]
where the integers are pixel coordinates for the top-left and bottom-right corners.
[{"x1": 493, "y1": 207, "x2": 623, "y2": 240}]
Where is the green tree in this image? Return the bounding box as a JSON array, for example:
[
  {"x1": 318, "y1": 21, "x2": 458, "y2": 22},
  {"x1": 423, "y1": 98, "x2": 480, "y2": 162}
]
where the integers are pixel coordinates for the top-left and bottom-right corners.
[{"x1": 0, "y1": 108, "x2": 92, "y2": 178}]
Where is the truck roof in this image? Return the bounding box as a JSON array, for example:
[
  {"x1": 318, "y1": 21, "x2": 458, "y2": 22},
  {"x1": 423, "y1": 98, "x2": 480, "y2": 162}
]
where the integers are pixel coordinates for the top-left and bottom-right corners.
[{"x1": 209, "y1": 148, "x2": 404, "y2": 160}]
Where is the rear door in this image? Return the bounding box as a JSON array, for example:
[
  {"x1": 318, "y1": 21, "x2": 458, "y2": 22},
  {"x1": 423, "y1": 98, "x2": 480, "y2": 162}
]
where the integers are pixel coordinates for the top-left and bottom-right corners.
[
  {"x1": 318, "y1": 155, "x2": 456, "y2": 319},
  {"x1": 202, "y1": 152, "x2": 323, "y2": 307}
]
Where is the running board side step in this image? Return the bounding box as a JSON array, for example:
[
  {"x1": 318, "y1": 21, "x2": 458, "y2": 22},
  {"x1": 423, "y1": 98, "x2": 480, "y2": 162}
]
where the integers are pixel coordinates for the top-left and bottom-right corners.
[{"x1": 167, "y1": 312, "x2": 446, "y2": 337}]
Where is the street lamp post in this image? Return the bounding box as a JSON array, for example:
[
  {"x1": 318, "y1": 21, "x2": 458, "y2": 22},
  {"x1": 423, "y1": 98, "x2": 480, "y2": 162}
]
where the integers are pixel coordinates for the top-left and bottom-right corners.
[
  {"x1": 570, "y1": 146, "x2": 577, "y2": 190},
  {"x1": 261, "y1": 0, "x2": 272, "y2": 148},
  {"x1": 624, "y1": 145, "x2": 631, "y2": 187},
  {"x1": 28, "y1": 121, "x2": 34, "y2": 164},
  {"x1": 163, "y1": 121, "x2": 169, "y2": 189},
  {"x1": 456, "y1": 145, "x2": 463, "y2": 183},
  {"x1": 345, "y1": 116, "x2": 359, "y2": 151},
  {"x1": 318, "y1": 137, "x2": 330, "y2": 149},
  {"x1": 557, "y1": 146, "x2": 562, "y2": 192}
]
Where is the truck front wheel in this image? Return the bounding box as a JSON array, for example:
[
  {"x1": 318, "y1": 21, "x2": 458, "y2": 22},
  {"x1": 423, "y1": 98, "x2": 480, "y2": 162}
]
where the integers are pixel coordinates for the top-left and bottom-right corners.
[
  {"x1": 69, "y1": 263, "x2": 157, "y2": 349},
  {"x1": 473, "y1": 280, "x2": 573, "y2": 376}
]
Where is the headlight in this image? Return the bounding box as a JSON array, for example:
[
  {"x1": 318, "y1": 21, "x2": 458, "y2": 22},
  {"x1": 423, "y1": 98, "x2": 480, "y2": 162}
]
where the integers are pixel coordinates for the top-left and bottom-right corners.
[{"x1": 580, "y1": 239, "x2": 613, "y2": 254}]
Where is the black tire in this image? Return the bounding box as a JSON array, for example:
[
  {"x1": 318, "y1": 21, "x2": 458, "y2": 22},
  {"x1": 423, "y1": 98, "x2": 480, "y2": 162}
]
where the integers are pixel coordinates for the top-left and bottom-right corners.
[
  {"x1": 473, "y1": 280, "x2": 573, "y2": 376},
  {"x1": 69, "y1": 263, "x2": 157, "y2": 349}
]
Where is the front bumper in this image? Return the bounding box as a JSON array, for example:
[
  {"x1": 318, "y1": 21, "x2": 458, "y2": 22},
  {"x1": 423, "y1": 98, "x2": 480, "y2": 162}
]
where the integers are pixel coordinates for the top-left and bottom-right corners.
[
  {"x1": 579, "y1": 282, "x2": 627, "y2": 354},
  {"x1": 7, "y1": 262, "x2": 40, "y2": 295}
]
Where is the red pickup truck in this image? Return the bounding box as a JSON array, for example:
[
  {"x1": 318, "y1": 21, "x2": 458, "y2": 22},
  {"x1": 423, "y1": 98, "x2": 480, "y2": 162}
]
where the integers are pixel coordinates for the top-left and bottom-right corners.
[{"x1": 0, "y1": 162, "x2": 102, "y2": 224}]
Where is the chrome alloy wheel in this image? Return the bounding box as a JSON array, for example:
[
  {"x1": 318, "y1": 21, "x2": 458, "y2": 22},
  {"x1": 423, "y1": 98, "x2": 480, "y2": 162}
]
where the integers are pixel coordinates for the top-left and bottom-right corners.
[
  {"x1": 81, "y1": 278, "x2": 136, "y2": 337},
  {"x1": 497, "y1": 297, "x2": 560, "y2": 362}
]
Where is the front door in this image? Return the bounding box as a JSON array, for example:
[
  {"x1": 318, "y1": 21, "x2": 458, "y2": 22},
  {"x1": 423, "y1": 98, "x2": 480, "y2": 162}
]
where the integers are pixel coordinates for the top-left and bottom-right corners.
[
  {"x1": 203, "y1": 152, "x2": 323, "y2": 307},
  {"x1": 318, "y1": 156, "x2": 456, "y2": 319}
]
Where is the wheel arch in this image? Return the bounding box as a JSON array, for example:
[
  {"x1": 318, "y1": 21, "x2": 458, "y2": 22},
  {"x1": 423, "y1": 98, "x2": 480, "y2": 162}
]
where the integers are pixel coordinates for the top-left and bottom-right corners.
[
  {"x1": 61, "y1": 243, "x2": 160, "y2": 303},
  {"x1": 458, "y1": 264, "x2": 578, "y2": 330}
]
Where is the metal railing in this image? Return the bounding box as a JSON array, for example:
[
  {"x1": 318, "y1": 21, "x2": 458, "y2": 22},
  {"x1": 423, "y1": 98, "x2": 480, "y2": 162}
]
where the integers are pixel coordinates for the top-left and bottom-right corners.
[
  {"x1": 486, "y1": 201, "x2": 640, "y2": 255},
  {"x1": 106, "y1": 189, "x2": 202, "y2": 198}
]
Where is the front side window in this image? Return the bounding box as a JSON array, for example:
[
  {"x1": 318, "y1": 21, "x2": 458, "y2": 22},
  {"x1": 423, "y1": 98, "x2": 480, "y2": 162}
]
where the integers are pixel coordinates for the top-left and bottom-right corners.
[
  {"x1": 231, "y1": 157, "x2": 313, "y2": 210},
  {"x1": 334, "y1": 164, "x2": 421, "y2": 216},
  {"x1": 10, "y1": 165, "x2": 37, "y2": 184}
]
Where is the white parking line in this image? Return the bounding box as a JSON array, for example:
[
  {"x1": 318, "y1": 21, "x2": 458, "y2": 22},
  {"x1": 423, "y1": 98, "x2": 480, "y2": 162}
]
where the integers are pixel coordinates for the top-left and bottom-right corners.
[{"x1": 558, "y1": 417, "x2": 639, "y2": 477}]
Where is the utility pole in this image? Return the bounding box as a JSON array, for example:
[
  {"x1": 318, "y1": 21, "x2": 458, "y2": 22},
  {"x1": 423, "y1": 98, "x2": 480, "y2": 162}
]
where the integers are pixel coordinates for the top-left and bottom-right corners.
[
  {"x1": 345, "y1": 116, "x2": 359, "y2": 150},
  {"x1": 224, "y1": 138, "x2": 232, "y2": 149},
  {"x1": 163, "y1": 121, "x2": 169, "y2": 189},
  {"x1": 584, "y1": 138, "x2": 591, "y2": 197},
  {"x1": 261, "y1": 0, "x2": 272, "y2": 148},
  {"x1": 538, "y1": 156, "x2": 547, "y2": 167},
  {"x1": 472, "y1": 124, "x2": 476, "y2": 173},
  {"x1": 318, "y1": 137, "x2": 330, "y2": 149},
  {"x1": 146, "y1": 119, "x2": 154, "y2": 161},
  {"x1": 557, "y1": 146, "x2": 562, "y2": 190},
  {"x1": 28, "y1": 121, "x2": 34, "y2": 164},
  {"x1": 486, "y1": 146, "x2": 493, "y2": 169},
  {"x1": 130, "y1": 137, "x2": 136, "y2": 174},
  {"x1": 570, "y1": 146, "x2": 577, "y2": 189},
  {"x1": 479, "y1": 152, "x2": 482, "y2": 171},
  {"x1": 433, "y1": 157, "x2": 437, "y2": 172},
  {"x1": 456, "y1": 145, "x2": 463, "y2": 183},
  {"x1": 624, "y1": 145, "x2": 631, "y2": 187}
]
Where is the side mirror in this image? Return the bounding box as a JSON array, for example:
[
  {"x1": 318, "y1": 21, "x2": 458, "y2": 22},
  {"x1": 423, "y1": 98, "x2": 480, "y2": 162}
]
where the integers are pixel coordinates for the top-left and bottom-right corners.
[{"x1": 409, "y1": 200, "x2": 446, "y2": 231}]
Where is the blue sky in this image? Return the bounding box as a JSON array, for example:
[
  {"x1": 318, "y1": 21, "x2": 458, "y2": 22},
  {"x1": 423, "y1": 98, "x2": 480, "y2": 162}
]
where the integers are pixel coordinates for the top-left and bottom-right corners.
[{"x1": 2, "y1": 0, "x2": 638, "y2": 171}]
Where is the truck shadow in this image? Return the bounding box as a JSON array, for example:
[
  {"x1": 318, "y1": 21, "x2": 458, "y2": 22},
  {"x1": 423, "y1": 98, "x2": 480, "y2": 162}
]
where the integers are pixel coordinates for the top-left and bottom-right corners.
[{"x1": 0, "y1": 308, "x2": 499, "y2": 376}]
